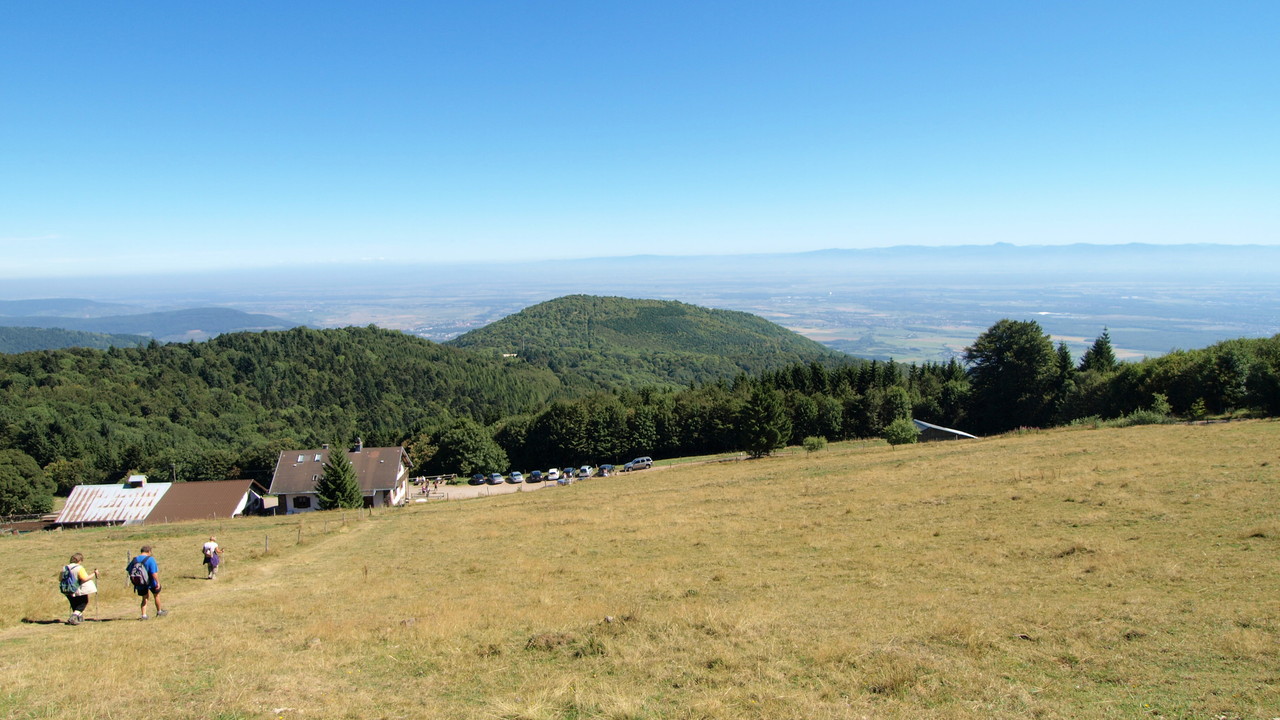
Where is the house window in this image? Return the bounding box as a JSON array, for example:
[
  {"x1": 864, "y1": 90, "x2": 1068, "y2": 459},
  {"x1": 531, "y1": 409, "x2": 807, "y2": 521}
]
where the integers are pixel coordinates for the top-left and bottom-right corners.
[
  {"x1": 294, "y1": 496, "x2": 311, "y2": 509},
  {"x1": 314, "y1": 454, "x2": 322, "y2": 462},
  {"x1": 297, "y1": 454, "x2": 305, "y2": 463}
]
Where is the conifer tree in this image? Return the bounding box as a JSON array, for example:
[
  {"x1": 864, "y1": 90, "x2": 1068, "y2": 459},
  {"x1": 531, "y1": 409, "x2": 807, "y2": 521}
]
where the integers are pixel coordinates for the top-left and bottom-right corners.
[
  {"x1": 1079, "y1": 329, "x2": 1118, "y2": 373},
  {"x1": 739, "y1": 386, "x2": 792, "y2": 458},
  {"x1": 316, "y1": 447, "x2": 362, "y2": 510}
]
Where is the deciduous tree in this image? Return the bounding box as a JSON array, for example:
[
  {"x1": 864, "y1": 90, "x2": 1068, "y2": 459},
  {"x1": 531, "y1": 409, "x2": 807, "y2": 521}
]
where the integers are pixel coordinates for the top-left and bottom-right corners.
[
  {"x1": 0, "y1": 449, "x2": 55, "y2": 515},
  {"x1": 429, "y1": 418, "x2": 508, "y2": 476},
  {"x1": 964, "y1": 319, "x2": 1057, "y2": 434},
  {"x1": 883, "y1": 418, "x2": 919, "y2": 447}
]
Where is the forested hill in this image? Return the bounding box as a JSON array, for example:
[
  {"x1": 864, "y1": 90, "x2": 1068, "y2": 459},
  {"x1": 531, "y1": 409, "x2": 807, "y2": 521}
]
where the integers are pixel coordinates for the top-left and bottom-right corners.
[
  {"x1": 0, "y1": 307, "x2": 296, "y2": 342},
  {"x1": 446, "y1": 295, "x2": 845, "y2": 389},
  {"x1": 0, "y1": 326, "x2": 562, "y2": 489},
  {"x1": 0, "y1": 327, "x2": 149, "y2": 354}
]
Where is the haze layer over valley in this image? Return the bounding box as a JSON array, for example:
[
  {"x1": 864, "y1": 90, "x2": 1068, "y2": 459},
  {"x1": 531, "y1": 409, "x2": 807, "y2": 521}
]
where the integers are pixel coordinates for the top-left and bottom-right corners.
[{"x1": 3, "y1": 244, "x2": 1275, "y2": 363}]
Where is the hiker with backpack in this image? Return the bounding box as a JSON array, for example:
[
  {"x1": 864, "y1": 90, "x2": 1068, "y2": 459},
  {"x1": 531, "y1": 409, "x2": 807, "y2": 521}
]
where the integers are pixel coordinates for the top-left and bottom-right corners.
[
  {"x1": 126, "y1": 545, "x2": 166, "y2": 620},
  {"x1": 60, "y1": 553, "x2": 99, "y2": 626}
]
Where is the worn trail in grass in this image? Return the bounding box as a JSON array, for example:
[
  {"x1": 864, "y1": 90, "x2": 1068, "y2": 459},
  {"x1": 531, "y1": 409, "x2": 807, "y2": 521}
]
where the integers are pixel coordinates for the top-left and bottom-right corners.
[{"x1": 2, "y1": 421, "x2": 1278, "y2": 719}]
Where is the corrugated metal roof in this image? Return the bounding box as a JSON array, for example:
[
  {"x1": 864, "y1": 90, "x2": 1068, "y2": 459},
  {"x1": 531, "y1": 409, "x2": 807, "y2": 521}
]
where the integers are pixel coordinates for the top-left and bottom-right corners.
[{"x1": 55, "y1": 483, "x2": 173, "y2": 525}]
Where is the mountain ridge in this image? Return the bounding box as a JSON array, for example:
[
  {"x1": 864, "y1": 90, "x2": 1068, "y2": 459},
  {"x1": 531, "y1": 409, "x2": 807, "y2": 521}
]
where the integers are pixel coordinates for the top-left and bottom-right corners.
[{"x1": 0, "y1": 307, "x2": 297, "y2": 343}]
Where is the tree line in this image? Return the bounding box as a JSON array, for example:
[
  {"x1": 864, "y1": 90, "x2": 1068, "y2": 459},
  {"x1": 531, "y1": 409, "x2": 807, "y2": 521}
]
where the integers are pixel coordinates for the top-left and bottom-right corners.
[
  {"x1": 0, "y1": 326, "x2": 563, "y2": 512},
  {"x1": 417, "y1": 321, "x2": 1280, "y2": 473}
]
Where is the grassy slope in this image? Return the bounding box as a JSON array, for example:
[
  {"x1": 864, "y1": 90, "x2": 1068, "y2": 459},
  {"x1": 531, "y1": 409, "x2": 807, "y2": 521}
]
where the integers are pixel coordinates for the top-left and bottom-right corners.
[{"x1": 2, "y1": 421, "x2": 1278, "y2": 719}]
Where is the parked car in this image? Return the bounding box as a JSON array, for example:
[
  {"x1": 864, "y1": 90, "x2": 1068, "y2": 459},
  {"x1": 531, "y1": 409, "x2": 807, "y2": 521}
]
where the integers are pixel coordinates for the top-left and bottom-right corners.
[
  {"x1": 508, "y1": 471, "x2": 524, "y2": 484},
  {"x1": 528, "y1": 470, "x2": 543, "y2": 483},
  {"x1": 469, "y1": 473, "x2": 486, "y2": 485},
  {"x1": 577, "y1": 465, "x2": 594, "y2": 478},
  {"x1": 487, "y1": 472, "x2": 504, "y2": 485},
  {"x1": 623, "y1": 456, "x2": 653, "y2": 471},
  {"x1": 599, "y1": 464, "x2": 614, "y2": 476},
  {"x1": 546, "y1": 468, "x2": 560, "y2": 481}
]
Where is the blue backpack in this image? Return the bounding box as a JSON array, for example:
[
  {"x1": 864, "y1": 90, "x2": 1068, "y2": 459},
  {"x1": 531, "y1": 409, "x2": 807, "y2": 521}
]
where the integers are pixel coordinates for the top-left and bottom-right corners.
[{"x1": 59, "y1": 564, "x2": 81, "y2": 595}]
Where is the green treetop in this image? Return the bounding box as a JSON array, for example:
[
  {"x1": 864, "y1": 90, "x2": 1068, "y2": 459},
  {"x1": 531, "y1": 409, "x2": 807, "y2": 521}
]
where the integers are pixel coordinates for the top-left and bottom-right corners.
[
  {"x1": 739, "y1": 386, "x2": 792, "y2": 458},
  {"x1": 316, "y1": 447, "x2": 363, "y2": 510},
  {"x1": 1078, "y1": 328, "x2": 1118, "y2": 373}
]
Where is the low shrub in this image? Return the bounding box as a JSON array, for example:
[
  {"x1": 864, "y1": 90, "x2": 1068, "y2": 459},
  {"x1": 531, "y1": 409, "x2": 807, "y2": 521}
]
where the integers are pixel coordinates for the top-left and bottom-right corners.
[{"x1": 802, "y1": 436, "x2": 827, "y2": 453}]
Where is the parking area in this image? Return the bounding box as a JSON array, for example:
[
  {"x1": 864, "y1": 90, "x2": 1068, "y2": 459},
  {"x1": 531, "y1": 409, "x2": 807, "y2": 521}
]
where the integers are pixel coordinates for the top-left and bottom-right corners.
[{"x1": 411, "y1": 477, "x2": 563, "y2": 502}]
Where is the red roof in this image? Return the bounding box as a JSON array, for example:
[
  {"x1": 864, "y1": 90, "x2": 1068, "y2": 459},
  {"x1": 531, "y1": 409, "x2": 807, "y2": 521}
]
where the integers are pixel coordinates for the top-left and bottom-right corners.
[{"x1": 147, "y1": 479, "x2": 255, "y2": 523}]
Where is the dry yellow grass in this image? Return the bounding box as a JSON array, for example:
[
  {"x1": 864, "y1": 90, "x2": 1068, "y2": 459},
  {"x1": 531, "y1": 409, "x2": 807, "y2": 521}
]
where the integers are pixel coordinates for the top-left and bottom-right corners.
[{"x1": 2, "y1": 420, "x2": 1279, "y2": 719}]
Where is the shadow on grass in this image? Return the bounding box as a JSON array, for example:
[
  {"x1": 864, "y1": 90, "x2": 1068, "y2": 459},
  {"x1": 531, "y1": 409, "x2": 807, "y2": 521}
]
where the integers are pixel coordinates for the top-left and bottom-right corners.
[{"x1": 23, "y1": 617, "x2": 129, "y2": 625}]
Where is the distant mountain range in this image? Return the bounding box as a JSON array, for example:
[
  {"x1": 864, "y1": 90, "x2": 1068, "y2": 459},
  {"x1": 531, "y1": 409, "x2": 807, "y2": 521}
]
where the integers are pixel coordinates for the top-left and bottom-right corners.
[
  {"x1": 0, "y1": 306, "x2": 296, "y2": 346},
  {"x1": 0, "y1": 298, "x2": 144, "y2": 318}
]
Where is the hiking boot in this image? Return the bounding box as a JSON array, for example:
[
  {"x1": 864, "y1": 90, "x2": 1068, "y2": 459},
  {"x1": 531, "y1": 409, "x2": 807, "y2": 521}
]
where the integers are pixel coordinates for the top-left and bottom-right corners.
[
  {"x1": 156, "y1": 610, "x2": 168, "y2": 617},
  {"x1": 68, "y1": 615, "x2": 81, "y2": 625},
  {"x1": 139, "y1": 614, "x2": 149, "y2": 620}
]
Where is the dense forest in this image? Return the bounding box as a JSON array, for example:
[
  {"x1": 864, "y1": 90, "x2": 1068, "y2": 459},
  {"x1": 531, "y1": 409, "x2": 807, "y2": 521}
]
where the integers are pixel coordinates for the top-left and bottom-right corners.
[
  {"x1": 446, "y1": 295, "x2": 844, "y2": 390},
  {"x1": 0, "y1": 326, "x2": 563, "y2": 500},
  {"x1": 1, "y1": 300, "x2": 1278, "y2": 516}
]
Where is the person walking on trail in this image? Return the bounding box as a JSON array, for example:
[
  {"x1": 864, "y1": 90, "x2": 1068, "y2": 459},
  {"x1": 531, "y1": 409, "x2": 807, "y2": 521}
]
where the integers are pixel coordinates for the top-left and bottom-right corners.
[
  {"x1": 126, "y1": 545, "x2": 166, "y2": 620},
  {"x1": 60, "y1": 553, "x2": 99, "y2": 626},
  {"x1": 202, "y1": 536, "x2": 222, "y2": 580}
]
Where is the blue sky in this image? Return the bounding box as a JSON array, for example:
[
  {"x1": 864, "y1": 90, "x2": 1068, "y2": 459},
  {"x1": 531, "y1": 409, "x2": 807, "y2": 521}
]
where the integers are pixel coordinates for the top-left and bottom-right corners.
[{"x1": 2, "y1": 1, "x2": 1277, "y2": 278}]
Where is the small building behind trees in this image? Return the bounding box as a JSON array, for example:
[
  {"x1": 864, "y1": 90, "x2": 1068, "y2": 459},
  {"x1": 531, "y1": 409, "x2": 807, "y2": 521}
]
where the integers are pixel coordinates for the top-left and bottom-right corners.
[{"x1": 911, "y1": 419, "x2": 978, "y2": 442}]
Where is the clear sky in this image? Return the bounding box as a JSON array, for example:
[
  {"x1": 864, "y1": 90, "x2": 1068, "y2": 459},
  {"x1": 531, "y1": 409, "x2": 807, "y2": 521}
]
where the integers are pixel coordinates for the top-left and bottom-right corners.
[{"x1": 2, "y1": 1, "x2": 1277, "y2": 278}]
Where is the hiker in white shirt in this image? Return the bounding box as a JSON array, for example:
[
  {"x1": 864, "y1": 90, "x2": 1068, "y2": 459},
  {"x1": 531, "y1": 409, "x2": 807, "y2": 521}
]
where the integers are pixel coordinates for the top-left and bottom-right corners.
[{"x1": 202, "y1": 536, "x2": 222, "y2": 580}]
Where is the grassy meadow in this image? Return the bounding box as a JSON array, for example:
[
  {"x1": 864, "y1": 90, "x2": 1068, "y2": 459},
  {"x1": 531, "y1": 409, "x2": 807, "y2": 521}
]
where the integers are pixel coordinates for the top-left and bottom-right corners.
[{"x1": 2, "y1": 420, "x2": 1279, "y2": 719}]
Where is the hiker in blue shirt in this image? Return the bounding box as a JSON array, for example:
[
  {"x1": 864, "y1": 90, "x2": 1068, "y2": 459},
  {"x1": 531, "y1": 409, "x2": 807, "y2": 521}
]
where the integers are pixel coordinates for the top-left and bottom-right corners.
[{"x1": 126, "y1": 545, "x2": 166, "y2": 620}]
